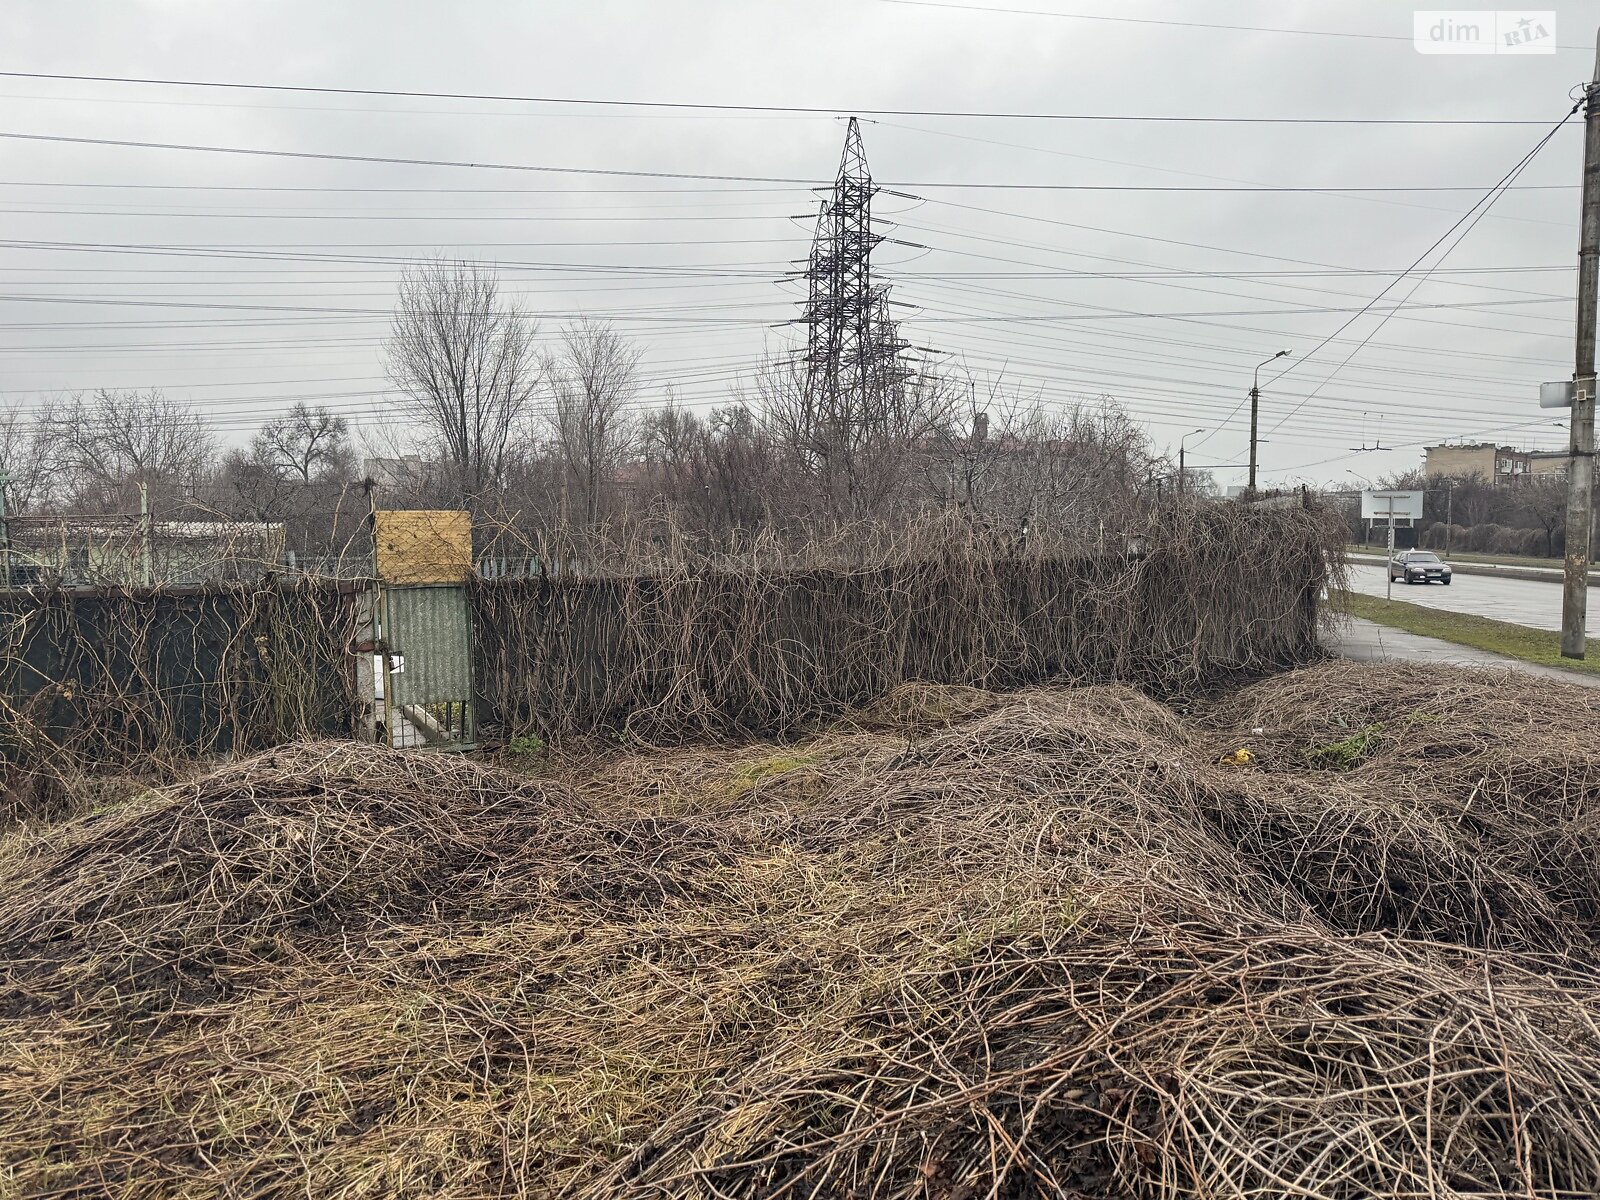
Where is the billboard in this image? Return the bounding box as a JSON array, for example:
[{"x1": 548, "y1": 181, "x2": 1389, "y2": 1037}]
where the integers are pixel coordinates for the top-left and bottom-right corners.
[{"x1": 1360, "y1": 490, "x2": 1424, "y2": 521}]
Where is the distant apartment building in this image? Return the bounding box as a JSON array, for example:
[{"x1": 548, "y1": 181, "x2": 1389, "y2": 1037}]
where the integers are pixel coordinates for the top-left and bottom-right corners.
[
  {"x1": 1423, "y1": 443, "x2": 1567, "y2": 485},
  {"x1": 1528, "y1": 450, "x2": 1570, "y2": 477}
]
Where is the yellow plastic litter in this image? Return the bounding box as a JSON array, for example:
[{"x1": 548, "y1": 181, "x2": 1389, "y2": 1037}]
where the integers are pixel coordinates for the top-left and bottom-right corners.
[{"x1": 1220, "y1": 748, "x2": 1254, "y2": 767}]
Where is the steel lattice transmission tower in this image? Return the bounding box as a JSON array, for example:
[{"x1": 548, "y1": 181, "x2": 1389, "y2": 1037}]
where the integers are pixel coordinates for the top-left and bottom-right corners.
[{"x1": 796, "y1": 118, "x2": 915, "y2": 466}]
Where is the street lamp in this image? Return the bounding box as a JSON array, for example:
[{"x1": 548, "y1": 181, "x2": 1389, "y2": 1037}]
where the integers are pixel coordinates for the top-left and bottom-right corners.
[
  {"x1": 1177, "y1": 427, "x2": 1205, "y2": 496},
  {"x1": 1248, "y1": 349, "x2": 1292, "y2": 492},
  {"x1": 1348, "y1": 470, "x2": 1374, "y2": 547},
  {"x1": 1438, "y1": 478, "x2": 1458, "y2": 559}
]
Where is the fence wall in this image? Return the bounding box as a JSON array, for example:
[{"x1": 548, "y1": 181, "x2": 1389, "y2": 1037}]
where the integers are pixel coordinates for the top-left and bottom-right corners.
[
  {"x1": 1, "y1": 580, "x2": 360, "y2": 822},
  {"x1": 2, "y1": 503, "x2": 1341, "y2": 822},
  {"x1": 472, "y1": 505, "x2": 1337, "y2": 742}
]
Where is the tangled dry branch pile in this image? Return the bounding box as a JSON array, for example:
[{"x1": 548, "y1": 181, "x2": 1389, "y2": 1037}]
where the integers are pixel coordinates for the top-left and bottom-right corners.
[
  {"x1": 0, "y1": 580, "x2": 360, "y2": 827},
  {"x1": 474, "y1": 501, "x2": 1341, "y2": 742},
  {"x1": 4, "y1": 661, "x2": 1600, "y2": 1198}
]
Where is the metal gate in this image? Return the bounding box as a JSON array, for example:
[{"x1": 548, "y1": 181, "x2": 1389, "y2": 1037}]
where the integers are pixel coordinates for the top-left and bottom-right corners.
[
  {"x1": 370, "y1": 510, "x2": 476, "y2": 751},
  {"x1": 378, "y1": 582, "x2": 475, "y2": 749}
]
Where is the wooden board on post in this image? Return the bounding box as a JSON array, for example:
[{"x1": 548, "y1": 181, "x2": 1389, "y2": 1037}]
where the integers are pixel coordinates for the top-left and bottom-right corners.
[{"x1": 373, "y1": 510, "x2": 472, "y2": 585}]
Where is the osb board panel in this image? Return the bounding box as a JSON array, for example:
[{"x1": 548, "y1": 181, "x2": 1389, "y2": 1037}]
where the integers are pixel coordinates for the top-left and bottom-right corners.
[{"x1": 373, "y1": 510, "x2": 472, "y2": 584}]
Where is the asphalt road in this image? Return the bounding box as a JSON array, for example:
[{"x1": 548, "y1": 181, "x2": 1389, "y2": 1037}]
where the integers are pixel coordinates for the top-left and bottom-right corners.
[{"x1": 1344, "y1": 562, "x2": 1600, "y2": 636}]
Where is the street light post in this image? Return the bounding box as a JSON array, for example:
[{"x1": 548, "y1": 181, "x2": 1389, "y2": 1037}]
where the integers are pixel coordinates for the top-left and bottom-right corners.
[
  {"x1": 1348, "y1": 470, "x2": 1372, "y2": 547},
  {"x1": 1177, "y1": 427, "x2": 1204, "y2": 496},
  {"x1": 1441, "y1": 479, "x2": 1457, "y2": 558},
  {"x1": 1248, "y1": 350, "x2": 1292, "y2": 494}
]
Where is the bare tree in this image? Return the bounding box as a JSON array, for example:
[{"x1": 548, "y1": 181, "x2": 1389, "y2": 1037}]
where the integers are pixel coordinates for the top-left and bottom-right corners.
[
  {"x1": 761, "y1": 354, "x2": 958, "y2": 521},
  {"x1": 547, "y1": 319, "x2": 641, "y2": 525},
  {"x1": 916, "y1": 387, "x2": 1154, "y2": 536},
  {"x1": 42, "y1": 390, "x2": 214, "y2": 514},
  {"x1": 211, "y1": 449, "x2": 294, "y2": 523},
  {"x1": 922, "y1": 374, "x2": 1040, "y2": 520},
  {"x1": 1419, "y1": 471, "x2": 1504, "y2": 529},
  {"x1": 0, "y1": 404, "x2": 49, "y2": 516},
  {"x1": 250, "y1": 403, "x2": 354, "y2": 484},
  {"x1": 385, "y1": 259, "x2": 541, "y2": 510},
  {"x1": 1516, "y1": 474, "x2": 1569, "y2": 557},
  {"x1": 643, "y1": 397, "x2": 783, "y2": 533}
]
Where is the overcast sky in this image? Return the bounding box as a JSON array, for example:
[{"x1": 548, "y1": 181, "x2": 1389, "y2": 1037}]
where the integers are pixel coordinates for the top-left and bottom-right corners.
[{"x1": 3, "y1": 0, "x2": 1597, "y2": 488}]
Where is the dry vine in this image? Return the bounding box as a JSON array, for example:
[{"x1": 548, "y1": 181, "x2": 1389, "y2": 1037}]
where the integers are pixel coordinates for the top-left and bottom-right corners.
[
  {"x1": 2, "y1": 663, "x2": 1599, "y2": 1198},
  {"x1": 472, "y1": 500, "x2": 1343, "y2": 742},
  {"x1": 2, "y1": 500, "x2": 1342, "y2": 826},
  {"x1": 0, "y1": 579, "x2": 361, "y2": 825}
]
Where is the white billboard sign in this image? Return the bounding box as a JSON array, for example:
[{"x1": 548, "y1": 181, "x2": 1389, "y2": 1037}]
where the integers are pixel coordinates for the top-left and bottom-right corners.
[
  {"x1": 1541, "y1": 380, "x2": 1576, "y2": 409},
  {"x1": 1360, "y1": 490, "x2": 1424, "y2": 521}
]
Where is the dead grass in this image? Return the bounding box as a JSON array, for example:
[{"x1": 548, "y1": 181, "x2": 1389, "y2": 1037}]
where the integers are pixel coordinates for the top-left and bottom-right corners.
[{"x1": 4, "y1": 664, "x2": 1600, "y2": 1198}]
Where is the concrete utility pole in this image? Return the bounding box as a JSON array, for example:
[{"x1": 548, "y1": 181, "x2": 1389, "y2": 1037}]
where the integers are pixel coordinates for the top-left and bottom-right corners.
[
  {"x1": 1443, "y1": 479, "x2": 1456, "y2": 558},
  {"x1": 1561, "y1": 29, "x2": 1600, "y2": 659},
  {"x1": 1247, "y1": 350, "x2": 1291, "y2": 493},
  {"x1": 1177, "y1": 427, "x2": 1203, "y2": 496}
]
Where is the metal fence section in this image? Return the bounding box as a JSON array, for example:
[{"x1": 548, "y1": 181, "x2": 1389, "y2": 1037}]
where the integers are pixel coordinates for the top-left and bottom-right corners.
[{"x1": 378, "y1": 583, "x2": 475, "y2": 750}]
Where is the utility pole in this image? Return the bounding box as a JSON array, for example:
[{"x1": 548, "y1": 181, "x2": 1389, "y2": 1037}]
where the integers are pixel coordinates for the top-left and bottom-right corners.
[
  {"x1": 1443, "y1": 479, "x2": 1456, "y2": 558},
  {"x1": 1247, "y1": 350, "x2": 1290, "y2": 494},
  {"x1": 1177, "y1": 427, "x2": 1203, "y2": 498},
  {"x1": 1561, "y1": 29, "x2": 1600, "y2": 659},
  {"x1": 1247, "y1": 387, "x2": 1259, "y2": 494}
]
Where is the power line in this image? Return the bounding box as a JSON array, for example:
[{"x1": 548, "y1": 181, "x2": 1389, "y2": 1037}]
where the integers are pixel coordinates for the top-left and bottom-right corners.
[
  {"x1": 1262, "y1": 103, "x2": 1580, "y2": 436},
  {"x1": 911, "y1": 195, "x2": 1571, "y2": 292},
  {"x1": 866, "y1": 117, "x2": 1572, "y2": 227},
  {"x1": 2, "y1": 288, "x2": 1562, "y2": 326},
  {"x1": 0, "y1": 181, "x2": 803, "y2": 195},
  {"x1": 895, "y1": 221, "x2": 1575, "y2": 312},
  {"x1": 0, "y1": 69, "x2": 1574, "y2": 123},
  {"x1": 0, "y1": 206, "x2": 816, "y2": 222},
  {"x1": 906, "y1": 309, "x2": 1549, "y2": 422},
  {"x1": 0, "y1": 265, "x2": 1569, "y2": 286},
  {"x1": 0, "y1": 130, "x2": 1573, "y2": 192},
  {"x1": 1269, "y1": 416, "x2": 1570, "y2": 477},
  {"x1": 1174, "y1": 101, "x2": 1581, "y2": 456}
]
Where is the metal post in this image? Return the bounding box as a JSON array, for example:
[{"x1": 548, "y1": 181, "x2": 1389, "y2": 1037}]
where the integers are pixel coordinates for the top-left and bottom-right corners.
[
  {"x1": 139, "y1": 481, "x2": 154, "y2": 588},
  {"x1": 1386, "y1": 496, "x2": 1396, "y2": 601},
  {"x1": 1178, "y1": 441, "x2": 1185, "y2": 496},
  {"x1": 1562, "y1": 30, "x2": 1600, "y2": 659}
]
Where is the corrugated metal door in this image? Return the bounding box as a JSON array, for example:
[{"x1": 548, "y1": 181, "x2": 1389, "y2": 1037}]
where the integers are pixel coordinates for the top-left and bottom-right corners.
[{"x1": 378, "y1": 582, "x2": 475, "y2": 750}]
